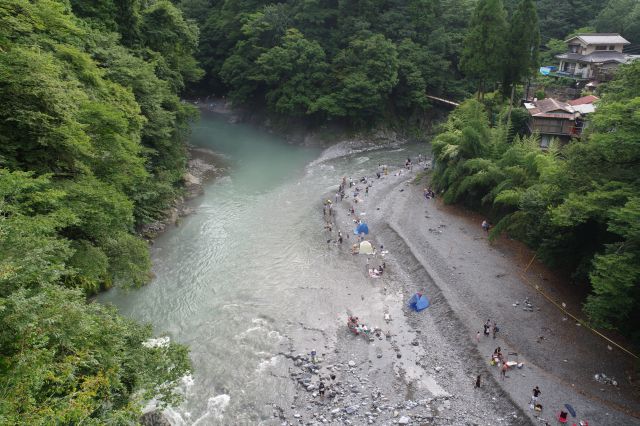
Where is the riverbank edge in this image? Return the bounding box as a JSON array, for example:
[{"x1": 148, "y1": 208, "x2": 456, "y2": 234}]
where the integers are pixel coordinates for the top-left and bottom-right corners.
[
  {"x1": 137, "y1": 104, "x2": 420, "y2": 240},
  {"x1": 190, "y1": 97, "x2": 447, "y2": 149},
  {"x1": 138, "y1": 144, "x2": 228, "y2": 241}
]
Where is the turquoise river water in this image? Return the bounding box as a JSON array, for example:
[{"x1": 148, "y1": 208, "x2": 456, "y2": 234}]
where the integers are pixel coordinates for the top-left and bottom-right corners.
[{"x1": 100, "y1": 110, "x2": 426, "y2": 424}]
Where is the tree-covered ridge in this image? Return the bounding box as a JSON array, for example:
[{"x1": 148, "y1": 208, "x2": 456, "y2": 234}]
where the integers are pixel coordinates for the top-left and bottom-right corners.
[
  {"x1": 186, "y1": 0, "x2": 477, "y2": 123},
  {"x1": 431, "y1": 62, "x2": 640, "y2": 341},
  {"x1": 182, "y1": 0, "x2": 618, "y2": 124},
  {"x1": 1, "y1": 0, "x2": 199, "y2": 421}
]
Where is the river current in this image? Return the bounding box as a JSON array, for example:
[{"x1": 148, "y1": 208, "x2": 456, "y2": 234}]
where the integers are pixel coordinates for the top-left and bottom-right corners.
[{"x1": 99, "y1": 111, "x2": 426, "y2": 424}]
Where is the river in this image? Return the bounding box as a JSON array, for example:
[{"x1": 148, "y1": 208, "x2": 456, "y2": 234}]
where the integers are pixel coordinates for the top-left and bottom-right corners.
[{"x1": 99, "y1": 110, "x2": 427, "y2": 424}]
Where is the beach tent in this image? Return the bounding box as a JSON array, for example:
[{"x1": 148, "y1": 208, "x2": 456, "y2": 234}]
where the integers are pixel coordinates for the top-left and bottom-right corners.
[
  {"x1": 359, "y1": 241, "x2": 374, "y2": 255},
  {"x1": 407, "y1": 293, "x2": 430, "y2": 311},
  {"x1": 354, "y1": 222, "x2": 369, "y2": 235}
]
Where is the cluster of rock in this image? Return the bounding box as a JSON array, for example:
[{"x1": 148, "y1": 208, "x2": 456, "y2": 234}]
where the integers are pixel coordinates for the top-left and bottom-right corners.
[
  {"x1": 594, "y1": 373, "x2": 618, "y2": 386},
  {"x1": 275, "y1": 351, "x2": 461, "y2": 425},
  {"x1": 512, "y1": 297, "x2": 537, "y2": 312}
]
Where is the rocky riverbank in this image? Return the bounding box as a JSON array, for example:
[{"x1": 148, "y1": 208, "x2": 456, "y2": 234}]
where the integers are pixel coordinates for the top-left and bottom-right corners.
[
  {"x1": 272, "y1": 151, "x2": 639, "y2": 425},
  {"x1": 271, "y1": 156, "x2": 529, "y2": 426},
  {"x1": 139, "y1": 145, "x2": 227, "y2": 240}
]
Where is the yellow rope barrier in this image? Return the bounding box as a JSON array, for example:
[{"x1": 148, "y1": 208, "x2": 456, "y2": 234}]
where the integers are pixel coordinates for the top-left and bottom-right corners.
[{"x1": 519, "y1": 255, "x2": 639, "y2": 360}]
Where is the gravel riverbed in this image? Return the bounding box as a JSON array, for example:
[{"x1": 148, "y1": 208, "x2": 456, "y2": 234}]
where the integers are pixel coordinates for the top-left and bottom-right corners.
[{"x1": 274, "y1": 155, "x2": 639, "y2": 426}]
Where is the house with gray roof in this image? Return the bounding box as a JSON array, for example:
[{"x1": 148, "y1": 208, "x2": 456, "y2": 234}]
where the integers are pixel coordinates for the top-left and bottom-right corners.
[{"x1": 555, "y1": 33, "x2": 639, "y2": 80}]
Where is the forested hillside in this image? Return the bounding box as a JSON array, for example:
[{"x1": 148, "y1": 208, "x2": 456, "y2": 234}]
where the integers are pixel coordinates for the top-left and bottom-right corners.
[
  {"x1": 431, "y1": 61, "x2": 640, "y2": 341},
  {"x1": 0, "y1": 0, "x2": 199, "y2": 422},
  {"x1": 179, "y1": 0, "x2": 616, "y2": 124},
  {"x1": 183, "y1": 0, "x2": 475, "y2": 123}
]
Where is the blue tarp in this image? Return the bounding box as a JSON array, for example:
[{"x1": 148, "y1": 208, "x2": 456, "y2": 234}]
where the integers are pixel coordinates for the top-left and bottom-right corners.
[
  {"x1": 354, "y1": 222, "x2": 369, "y2": 235},
  {"x1": 564, "y1": 404, "x2": 576, "y2": 418},
  {"x1": 408, "y1": 293, "x2": 430, "y2": 311}
]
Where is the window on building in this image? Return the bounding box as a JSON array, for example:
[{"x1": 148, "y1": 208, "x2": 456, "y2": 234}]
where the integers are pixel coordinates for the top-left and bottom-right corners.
[
  {"x1": 569, "y1": 44, "x2": 579, "y2": 53},
  {"x1": 608, "y1": 45, "x2": 615, "y2": 50},
  {"x1": 595, "y1": 45, "x2": 607, "y2": 51}
]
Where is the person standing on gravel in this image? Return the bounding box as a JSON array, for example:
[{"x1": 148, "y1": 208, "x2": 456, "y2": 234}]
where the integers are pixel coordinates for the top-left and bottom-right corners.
[
  {"x1": 501, "y1": 362, "x2": 508, "y2": 380},
  {"x1": 530, "y1": 386, "x2": 541, "y2": 405},
  {"x1": 483, "y1": 319, "x2": 491, "y2": 336},
  {"x1": 492, "y1": 321, "x2": 498, "y2": 339},
  {"x1": 475, "y1": 375, "x2": 481, "y2": 388}
]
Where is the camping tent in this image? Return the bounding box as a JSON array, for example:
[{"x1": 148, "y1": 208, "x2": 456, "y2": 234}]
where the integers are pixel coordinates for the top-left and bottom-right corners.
[
  {"x1": 354, "y1": 222, "x2": 369, "y2": 235},
  {"x1": 359, "y1": 241, "x2": 374, "y2": 255},
  {"x1": 407, "y1": 293, "x2": 430, "y2": 311}
]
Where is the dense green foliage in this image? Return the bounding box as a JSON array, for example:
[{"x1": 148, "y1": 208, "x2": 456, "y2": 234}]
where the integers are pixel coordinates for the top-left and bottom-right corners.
[
  {"x1": 459, "y1": 0, "x2": 541, "y2": 99},
  {"x1": 460, "y1": 0, "x2": 508, "y2": 96},
  {"x1": 183, "y1": 0, "x2": 477, "y2": 124},
  {"x1": 594, "y1": 0, "x2": 640, "y2": 44},
  {"x1": 0, "y1": 285, "x2": 190, "y2": 424},
  {"x1": 182, "y1": 0, "x2": 623, "y2": 121},
  {"x1": 503, "y1": 0, "x2": 539, "y2": 94},
  {"x1": 431, "y1": 62, "x2": 640, "y2": 341},
  {"x1": 0, "y1": 0, "x2": 198, "y2": 421}
]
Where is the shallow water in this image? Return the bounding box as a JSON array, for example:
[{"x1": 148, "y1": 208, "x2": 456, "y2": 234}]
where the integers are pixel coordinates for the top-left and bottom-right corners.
[{"x1": 99, "y1": 111, "x2": 428, "y2": 424}]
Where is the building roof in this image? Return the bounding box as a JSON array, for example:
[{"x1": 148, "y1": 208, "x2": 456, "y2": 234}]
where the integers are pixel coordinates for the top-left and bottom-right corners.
[
  {"x1": 525, "y1": 98, "x2": 577, "y2": 119},
  {"x1": 572, "y1": 104, "x2": 596, "y2": 114},
  {"x1": 567, "y1": 95, "x2": 599, "y2": 106},
  {"x1": 556, "y1": 51, "x2": 627, "y2": 64},
  {"x1": 565, "y1": 33, "x2": 630, "y2": 45}
]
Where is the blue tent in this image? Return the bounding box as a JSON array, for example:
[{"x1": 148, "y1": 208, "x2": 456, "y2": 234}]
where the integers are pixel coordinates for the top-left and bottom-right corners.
[
  {"x1": 354, "y1": 222, "x2": 369, "y2": 235},
  {"x1": 408, "y1": 293, "x2": 430, "y2": 311}
]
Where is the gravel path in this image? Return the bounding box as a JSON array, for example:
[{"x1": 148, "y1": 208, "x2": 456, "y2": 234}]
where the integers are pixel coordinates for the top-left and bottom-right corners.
[{"x1": 278, "y1": 156, "x2": 639, "y2": 426}]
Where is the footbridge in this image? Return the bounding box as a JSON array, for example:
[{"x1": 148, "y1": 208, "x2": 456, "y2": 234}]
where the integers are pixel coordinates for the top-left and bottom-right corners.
[{"x1": 426, "y1": 95, "x2": 460, "y2": 108}]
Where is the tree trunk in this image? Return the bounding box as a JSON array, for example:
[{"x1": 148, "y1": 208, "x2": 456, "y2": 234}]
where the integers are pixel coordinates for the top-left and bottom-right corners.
[{"x1": 506, "y1": 83, "x2": 516, "y2": 124}]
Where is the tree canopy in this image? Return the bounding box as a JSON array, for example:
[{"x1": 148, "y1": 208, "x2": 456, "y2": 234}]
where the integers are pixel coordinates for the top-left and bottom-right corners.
[
  {"x1": 0, "y1": 0, "x2": 198, "y2": 421},
  {"x1": 188, "y1": 0, "x2": 476, "y2": 125}
]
